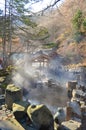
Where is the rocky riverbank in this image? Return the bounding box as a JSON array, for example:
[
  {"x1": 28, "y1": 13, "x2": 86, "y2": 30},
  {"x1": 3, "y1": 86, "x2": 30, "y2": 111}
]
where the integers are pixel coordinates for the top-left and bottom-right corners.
[{"x1": 0, "y1": 68, "x2": 86, "y2": 130}]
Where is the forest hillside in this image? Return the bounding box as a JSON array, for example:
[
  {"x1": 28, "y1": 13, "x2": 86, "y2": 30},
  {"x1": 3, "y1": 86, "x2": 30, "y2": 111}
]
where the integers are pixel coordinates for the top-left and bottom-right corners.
[
  {"x1": 37, "y1": 0, "x2": 86, "y2": 65},
  {"x1": 0, "y1": 0, "x2": 86, "y2": 65}
]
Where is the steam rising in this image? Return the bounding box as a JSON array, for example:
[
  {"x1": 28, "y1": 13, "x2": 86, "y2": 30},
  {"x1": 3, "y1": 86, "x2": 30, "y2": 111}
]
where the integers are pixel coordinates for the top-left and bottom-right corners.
[{"x1": 12, "y1": 53, "x2": 75, "y2": 110}]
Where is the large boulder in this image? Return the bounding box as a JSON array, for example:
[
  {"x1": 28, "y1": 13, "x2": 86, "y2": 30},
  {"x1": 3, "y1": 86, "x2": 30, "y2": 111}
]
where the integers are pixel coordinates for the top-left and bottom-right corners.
[
  {"x1": 27, "y1": 104, "x2": 54, "y2": 130},
  {"x1": 12, "y1": 101, "x2": 30, "y2": 120},
  {"x1": 5, "y1": 84, "x2": 22, "y2": 109}
]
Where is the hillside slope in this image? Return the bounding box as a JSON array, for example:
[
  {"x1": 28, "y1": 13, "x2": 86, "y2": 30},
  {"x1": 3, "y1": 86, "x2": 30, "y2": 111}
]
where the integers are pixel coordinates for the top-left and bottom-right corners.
[
  {"x1": 38, "y1": 0, "x2": 86, "y2": 64},
  {"x1": 0, "y1": 0, "x2": 86, "y2": 65}
]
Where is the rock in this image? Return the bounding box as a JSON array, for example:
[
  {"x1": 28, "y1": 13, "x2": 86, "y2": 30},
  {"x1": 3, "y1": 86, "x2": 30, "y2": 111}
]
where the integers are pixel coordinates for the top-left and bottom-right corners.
[
  {"x1": 27, "y1": 104, "x2": 54, "y2": 130},
  {"x1": 81, "y1": 105, "x2": 86, "y2": 130},
  {"x1": 0, "y1": 69, "x2": 9, "y2": 77},
  {"x1": 54, "y1": 107, "x2": 66, "y2": 125},
  {"x1": 0, "y1": 119, "x2": 25, "y2": 130},
  {"x1": 5, "y1": 84, "x2": 22, "y2": 109},
  {"x1": 0, "y1": 76, "x2": 6, "y2": 83},
  {"x1": 12, "y1": 101, "x2": 30, "y2": 120},
  {"x1": 54, "y1": 122, "x2": 61, "y2": 130},
  {"x1": 0, "y1": 95, "x2": 5, "y2": 105},
  {"x1": 0, "y1": 88, "x2": 2, "y2": 94},
  {"x1": 62, "y1": 120, "x2": 81, "y2": 130},
  {"x1": 70, "y1": 101, "x2": 81, "y2": 117}
]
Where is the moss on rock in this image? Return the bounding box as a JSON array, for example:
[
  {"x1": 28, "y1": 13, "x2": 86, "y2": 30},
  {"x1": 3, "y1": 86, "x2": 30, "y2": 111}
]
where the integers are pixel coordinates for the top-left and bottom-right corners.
[{"x1": 27, "y1": 104, "x2": 54, "y2": 130}]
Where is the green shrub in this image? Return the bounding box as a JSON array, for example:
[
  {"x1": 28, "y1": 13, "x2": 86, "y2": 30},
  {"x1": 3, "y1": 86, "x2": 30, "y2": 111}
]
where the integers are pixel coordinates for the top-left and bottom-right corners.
[
  {"x1": 72, "y1": 9, "x2": 86, "y2": 42},
  {"x1": 83, "y1": 18, "x2": 86, "y2": 31},
  {"x1": 72, "y1": 10, "x2": 83, "y2": 32}
]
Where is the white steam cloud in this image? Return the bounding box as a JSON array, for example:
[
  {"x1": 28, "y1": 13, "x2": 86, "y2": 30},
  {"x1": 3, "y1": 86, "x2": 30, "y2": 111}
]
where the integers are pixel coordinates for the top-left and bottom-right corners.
[{"x1": 11, "y1": 53, "x2": 73, "y2": 111}]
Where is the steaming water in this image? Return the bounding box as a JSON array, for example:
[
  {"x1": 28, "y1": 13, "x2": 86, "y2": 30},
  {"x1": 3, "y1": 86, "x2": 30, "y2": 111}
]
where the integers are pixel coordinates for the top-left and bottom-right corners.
[
  {"x1": 21, "y1": 80, "x2": 68, "y2": 115},
  {"x1": 12, "y1": 53, "x2": 69, "y2": 113},
  {"x1": 12, "y1": 68, "x2": 68, "y2": 113}
]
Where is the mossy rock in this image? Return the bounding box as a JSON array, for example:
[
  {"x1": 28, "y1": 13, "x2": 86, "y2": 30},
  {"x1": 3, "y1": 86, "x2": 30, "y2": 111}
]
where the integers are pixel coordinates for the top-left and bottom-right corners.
[
  {"x1": 5, "y1": 84, "x2": 22, "y2": 109},
  {"x1": 0, "y1": 76, "x2": 6, "y2": 83},
  {"x1": 0, "y1": 75, "x2": 12, "y2": 94},
  {"x1": 27, "y1": 104, "x2": 54, "y2": 130},
  {"x1": 0, "y1": 69, "x2": 9, "y2": 76},
  {"x1": 12, "y1": 101, "x2": 30, "y2": 120},
  {"x1": 13, "y1": 101, "x2": 30, "y2": 112},
  {"x1": 6, "y1": 84, "x2": 21, "y2": 92}
]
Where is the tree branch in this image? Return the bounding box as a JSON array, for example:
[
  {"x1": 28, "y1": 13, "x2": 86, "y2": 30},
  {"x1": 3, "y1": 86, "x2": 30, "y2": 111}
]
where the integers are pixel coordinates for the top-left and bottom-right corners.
[{"x1": 40, "y1": 0, "x2": 61, "y2": 13}]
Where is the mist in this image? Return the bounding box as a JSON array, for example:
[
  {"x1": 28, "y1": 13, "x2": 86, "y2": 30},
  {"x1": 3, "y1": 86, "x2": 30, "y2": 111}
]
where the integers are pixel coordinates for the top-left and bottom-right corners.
[{"x1": 11, "y1": 52, "x2": 76, "y2": 111}]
